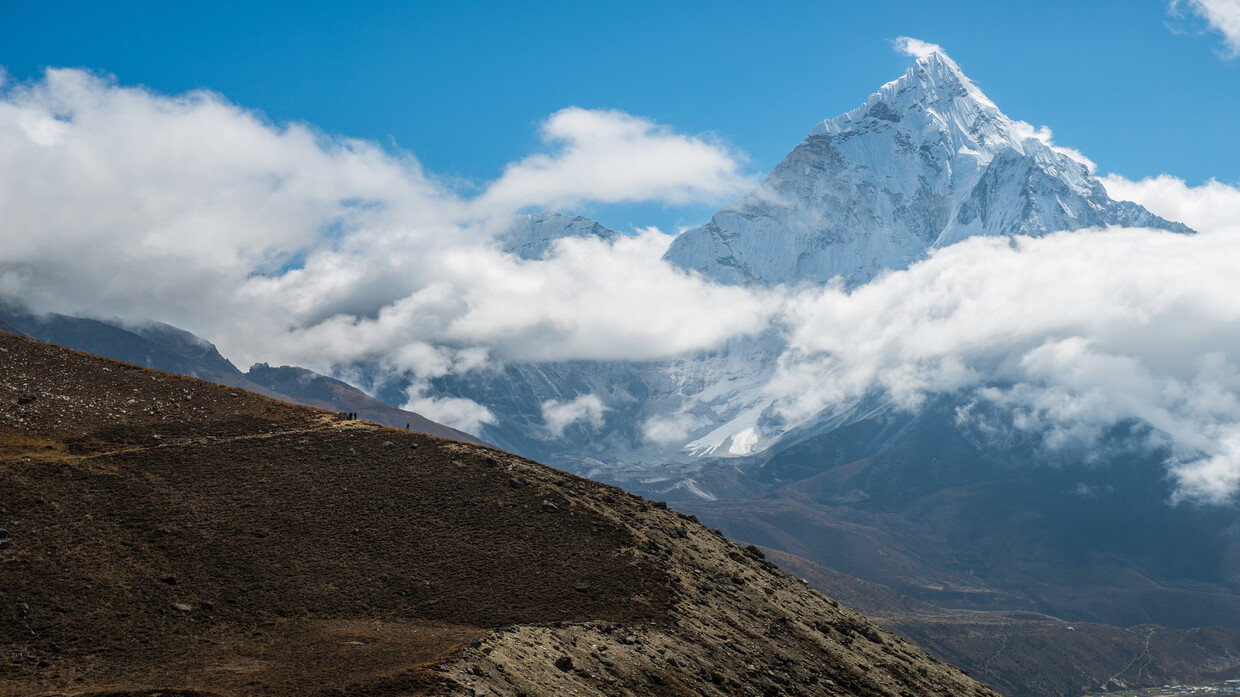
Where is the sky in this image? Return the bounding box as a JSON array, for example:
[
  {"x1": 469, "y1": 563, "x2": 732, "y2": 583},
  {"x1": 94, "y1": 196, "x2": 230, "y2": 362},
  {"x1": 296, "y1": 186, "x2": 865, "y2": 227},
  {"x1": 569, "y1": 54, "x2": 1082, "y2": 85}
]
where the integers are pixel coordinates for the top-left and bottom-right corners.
[
  {"x1": 2, "y1": 0, "x2": 1237, "y2": 233},
  {"x1": 5, "y1": 1, "x2": 1240, "y2": 502}
]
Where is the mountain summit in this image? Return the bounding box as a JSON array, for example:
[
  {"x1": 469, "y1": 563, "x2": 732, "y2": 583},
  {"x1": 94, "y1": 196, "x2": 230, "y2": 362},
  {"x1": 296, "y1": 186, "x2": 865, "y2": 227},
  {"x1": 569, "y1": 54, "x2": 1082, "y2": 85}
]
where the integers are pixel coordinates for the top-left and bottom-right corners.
[{"x1": 664, "y1": 49, "x2": 1190, "y2": 287}]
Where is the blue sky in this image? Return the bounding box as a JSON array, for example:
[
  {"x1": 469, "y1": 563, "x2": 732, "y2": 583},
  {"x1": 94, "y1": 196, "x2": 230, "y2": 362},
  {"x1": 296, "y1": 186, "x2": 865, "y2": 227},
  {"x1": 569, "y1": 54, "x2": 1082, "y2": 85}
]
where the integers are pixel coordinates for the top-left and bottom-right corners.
[{"x1": 2, "y1": 0, "x2": 1236, "y2": 233}]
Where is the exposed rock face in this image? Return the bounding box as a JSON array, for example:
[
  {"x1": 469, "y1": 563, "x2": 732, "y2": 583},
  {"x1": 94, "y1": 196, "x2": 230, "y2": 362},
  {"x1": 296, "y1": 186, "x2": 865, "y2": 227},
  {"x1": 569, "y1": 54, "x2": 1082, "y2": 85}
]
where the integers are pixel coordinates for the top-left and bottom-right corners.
[
  {"x1": 0, "y1": 332, "x2": 998, "y2": 696},
  {"x1": 663, "y1": 51, "x2": 1189, "y2": 287}
]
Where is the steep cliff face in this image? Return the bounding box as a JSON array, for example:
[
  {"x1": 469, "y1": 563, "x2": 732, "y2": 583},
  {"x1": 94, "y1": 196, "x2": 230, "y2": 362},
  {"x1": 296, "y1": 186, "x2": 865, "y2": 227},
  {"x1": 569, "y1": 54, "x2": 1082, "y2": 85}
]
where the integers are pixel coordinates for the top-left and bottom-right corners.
[{"x1": 663, "y1": 51, "x2": 1188, "y2": 287}]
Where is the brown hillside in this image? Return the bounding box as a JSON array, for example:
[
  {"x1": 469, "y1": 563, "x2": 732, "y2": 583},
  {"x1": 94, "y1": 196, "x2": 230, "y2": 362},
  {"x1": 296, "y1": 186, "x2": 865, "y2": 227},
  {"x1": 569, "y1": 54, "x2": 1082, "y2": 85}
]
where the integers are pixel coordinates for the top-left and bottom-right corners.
[{"x1": 0, "y1": 332, "x2": 1000, "y2": 697}]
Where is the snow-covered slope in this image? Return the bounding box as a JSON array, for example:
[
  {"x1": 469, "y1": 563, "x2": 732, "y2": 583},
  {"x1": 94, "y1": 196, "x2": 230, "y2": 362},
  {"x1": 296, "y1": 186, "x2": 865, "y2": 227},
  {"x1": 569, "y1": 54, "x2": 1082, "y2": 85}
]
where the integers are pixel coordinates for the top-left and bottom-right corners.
[
  {"x1": 496, "y1": 211, "x2": 619, "y2": 260},
  {"x1": 663, "y1": 51, "x2": 1189, "y2": 287}
]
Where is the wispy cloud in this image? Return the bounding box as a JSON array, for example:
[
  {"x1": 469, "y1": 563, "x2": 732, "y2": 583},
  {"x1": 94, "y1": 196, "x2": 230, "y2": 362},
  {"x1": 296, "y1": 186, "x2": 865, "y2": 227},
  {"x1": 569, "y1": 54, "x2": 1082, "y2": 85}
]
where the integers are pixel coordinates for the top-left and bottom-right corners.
[
  {"x1": 541, "y1": 395, "x2": 607, "y2": 437},
  {"x1": 1171, "y1": 0, "x2": 1240, "y2": 57},
  {"x1": 891, "y1": 36, "x2": 943, "y2": 59}
]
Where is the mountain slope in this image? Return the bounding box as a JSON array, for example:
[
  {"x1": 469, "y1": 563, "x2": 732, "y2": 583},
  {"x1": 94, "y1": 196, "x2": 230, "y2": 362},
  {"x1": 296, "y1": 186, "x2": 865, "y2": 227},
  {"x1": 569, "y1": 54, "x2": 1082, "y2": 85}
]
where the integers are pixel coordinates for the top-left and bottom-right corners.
[
  {"x1": 671, "y1": 393, "x2": 1240, "y2": 629},
  {"x1": 663, "y1": 50, "x2": 1189, "y2": 287},
  {"x1": 0, "y1": 303, "x2": 481, "y2": 443},
  {"x1": 0, "y1": 332, "x2": 998, "y2": 696},
  {"x1": 765, "y1": 548, "x2": 1240, "y2": 697}
]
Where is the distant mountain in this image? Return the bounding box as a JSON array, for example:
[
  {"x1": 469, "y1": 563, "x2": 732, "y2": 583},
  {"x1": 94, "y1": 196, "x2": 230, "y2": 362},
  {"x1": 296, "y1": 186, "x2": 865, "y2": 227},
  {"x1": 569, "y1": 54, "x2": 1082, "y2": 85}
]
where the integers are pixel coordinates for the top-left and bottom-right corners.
[
  {"x1": 673, "y1": 394, "x2": 1240, "y2": 629},
  {"x1": 0, "y1": 301, "x2": 246, "y2": 384},
  {"x1": 664, "y1": 50, "x2": 1189, "y2": 287},
  {"x1": 242, "y1": 362, "x2": 481, "y2": 442},
  {"x1": 0, "y1": 302, "x2": 481, "y2": 444},
  {"x1": 498, "y1": 210, "x2": 619, "y2": 260}
]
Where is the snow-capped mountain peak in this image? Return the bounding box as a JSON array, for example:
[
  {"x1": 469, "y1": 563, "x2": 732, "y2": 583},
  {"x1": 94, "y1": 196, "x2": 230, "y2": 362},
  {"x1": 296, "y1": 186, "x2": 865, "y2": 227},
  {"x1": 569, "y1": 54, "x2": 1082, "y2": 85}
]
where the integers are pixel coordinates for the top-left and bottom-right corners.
[
  {"x1": 815, "y1": 50, "x2": 995, "y2": 133},
  {"x1": 664, "y1": 49, "x2": 1189, "y2": 287}
]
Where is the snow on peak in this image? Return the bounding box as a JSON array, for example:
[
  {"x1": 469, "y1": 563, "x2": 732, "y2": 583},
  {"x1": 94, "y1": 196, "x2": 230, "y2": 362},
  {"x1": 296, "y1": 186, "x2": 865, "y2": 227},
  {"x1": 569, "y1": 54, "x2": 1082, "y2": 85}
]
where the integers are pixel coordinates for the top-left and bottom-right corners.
[
  {"x1": 810, "y1": 46, "x2": 999, "y2": 146},
  {"x1": 664, "y1": 46, "x2": 1190, "y2": 287}
]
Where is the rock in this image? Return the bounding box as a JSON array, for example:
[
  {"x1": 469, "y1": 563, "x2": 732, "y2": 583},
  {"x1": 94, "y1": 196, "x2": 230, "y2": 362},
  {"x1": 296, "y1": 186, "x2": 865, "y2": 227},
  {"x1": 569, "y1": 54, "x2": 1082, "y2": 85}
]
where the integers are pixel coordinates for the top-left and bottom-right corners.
[
  {"x1": 0, "y1": 540, "x2": 9, "y2": 550},
  {"x1": 17, "y1": 603, "x2": 29, "y2": 618},
  {"x1": 472, "y1": 689, "x2": 487, "y2": 697},
  {"x1": 37, "y1": 658, "x2": 50, "y2": 668},
  {"x1": 201, "y1": 601, "x2": 215, "y2": 611},
  {"x1": 574, "y1": 583, "x2": 589, "y2": 593},
  {"x1": 382, "y1": 441, "x2": 395, "y2": 449},
  {"x1": 508, "y1": 477, "x2": 522, "y2": 488},
  {"x1": 160, "y1": 527, "x2": 174, "y2": 534},
  {"x1": 554, "y1": 656, "x2": 574, "y2": 672},
  {"x1": 17, "y1": 393, "x2": 36, "y2": 405},
  {"x1": 540, "y1": 501, "x2": 558, "y2": 513},
  {"x1": 173, "y1": 602, "x2": 193, "y2": 612},
  {"x1": 161, "y1": 576, "x2": 177, "y2": 585},
  {"x1": 744, "y1": 544, "x2": 765, "y2": 560},
  {"x1": 0, "y1": 528, "x2": 8, "y2": 538}
]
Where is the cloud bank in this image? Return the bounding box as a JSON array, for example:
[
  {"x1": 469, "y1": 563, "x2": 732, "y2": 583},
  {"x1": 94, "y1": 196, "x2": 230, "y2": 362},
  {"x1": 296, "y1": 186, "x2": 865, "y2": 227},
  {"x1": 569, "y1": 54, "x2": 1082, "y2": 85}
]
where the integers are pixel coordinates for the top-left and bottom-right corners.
[
  {"x1": 0, "y1": 68, "x2": 765, "y2": 358},
  {"x1": 5, "y1": 68, "x2": 1240, "y2": 504},
  {"x1": 768, "y1": 227, "x2": 1240, "y2": 504}
]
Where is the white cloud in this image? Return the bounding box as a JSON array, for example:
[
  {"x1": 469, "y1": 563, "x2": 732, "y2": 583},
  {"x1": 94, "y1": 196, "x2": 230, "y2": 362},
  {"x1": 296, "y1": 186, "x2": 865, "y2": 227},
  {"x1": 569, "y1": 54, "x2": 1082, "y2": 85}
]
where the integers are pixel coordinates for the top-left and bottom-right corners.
[
  {"x1": 1101, "y1": 174, "x2": 1240, "y2": 234},
  {"x1": 0, "y1": 69, "x2": 765, "y2": 374},
  {"x1": 1172, "y1": 0, "x2": 1240, "y2": 57},
  {"x1": 892, "y1": 37, "x2": 943, "y2": 59},
  {"x1": 403, "y1": 389, "x2": 497, "y2": 435},
  {"x1": 1010, "y1": 121, "x2": 1097, "y2": 173},
  {"x1": 642, "y1": 412, "x2": 710, "y2": 446},
  {"x1": 479, "y1": 107, "x2": 752, "y2": 211},
  {"x1": 766, "y1": 227, "x2": 1240, "y2": 504},
  {"x1": 541, "y1": 395, "x2": 607, "y2": 437}
]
